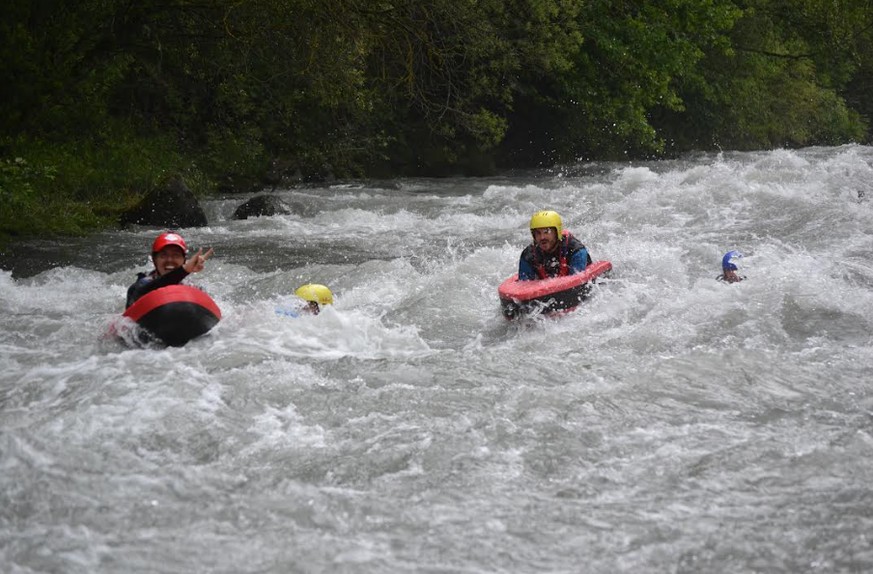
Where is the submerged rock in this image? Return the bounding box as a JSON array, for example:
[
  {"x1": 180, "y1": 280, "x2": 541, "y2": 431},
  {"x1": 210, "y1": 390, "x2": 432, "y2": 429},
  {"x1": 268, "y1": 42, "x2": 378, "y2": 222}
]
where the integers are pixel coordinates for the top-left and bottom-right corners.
[
  {"x1": 232, "y1": 194, "x2": 304, "y2": 219},
  {"x1": 120, "y1": 176, "x2": 207, "y2": 228}
]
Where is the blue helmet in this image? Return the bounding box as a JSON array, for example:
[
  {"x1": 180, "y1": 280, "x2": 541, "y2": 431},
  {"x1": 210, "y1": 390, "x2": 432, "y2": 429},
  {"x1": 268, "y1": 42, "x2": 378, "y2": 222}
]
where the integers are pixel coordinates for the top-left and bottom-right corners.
[{"x1": 722, "y1": 250, "x2": 742, "y2": 271}]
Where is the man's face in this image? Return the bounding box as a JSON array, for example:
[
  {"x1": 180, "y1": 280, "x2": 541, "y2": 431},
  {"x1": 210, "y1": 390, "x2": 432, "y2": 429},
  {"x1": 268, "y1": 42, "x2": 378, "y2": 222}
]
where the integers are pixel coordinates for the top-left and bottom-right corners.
[
  {"x1": 723, "y1": 269, "x2": 742, "y2": 283},
  {"x1": 301, "y1": 301, "x2": 320, "y2": 315},
  {"x1": 532, "y1": 227, "x2": 558, "y2": 253},
  {"x1": 153, "y1": 245, "x2": 186, "y2": 276}
]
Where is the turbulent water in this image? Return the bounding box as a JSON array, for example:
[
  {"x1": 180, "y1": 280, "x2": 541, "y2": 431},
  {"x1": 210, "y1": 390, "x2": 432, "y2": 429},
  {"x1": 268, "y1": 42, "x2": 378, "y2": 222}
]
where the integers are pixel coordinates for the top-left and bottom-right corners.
[{"x1": 2, "y1": 146, "x2": 873, "y2": 573}]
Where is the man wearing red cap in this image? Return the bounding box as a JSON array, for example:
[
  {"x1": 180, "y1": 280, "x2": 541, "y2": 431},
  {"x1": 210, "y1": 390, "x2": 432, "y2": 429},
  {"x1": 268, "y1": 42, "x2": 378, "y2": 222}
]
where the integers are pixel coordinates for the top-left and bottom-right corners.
[{"x1": 126, "y1": 232, "x2": 214, "y2": 308}]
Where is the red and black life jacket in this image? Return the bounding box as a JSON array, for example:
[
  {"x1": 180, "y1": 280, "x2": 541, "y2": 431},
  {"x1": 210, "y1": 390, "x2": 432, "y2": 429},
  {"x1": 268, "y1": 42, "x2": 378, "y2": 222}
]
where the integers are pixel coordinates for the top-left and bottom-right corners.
[{"x1": 534, "y1": 230, "x2": 572, "y2": 279}]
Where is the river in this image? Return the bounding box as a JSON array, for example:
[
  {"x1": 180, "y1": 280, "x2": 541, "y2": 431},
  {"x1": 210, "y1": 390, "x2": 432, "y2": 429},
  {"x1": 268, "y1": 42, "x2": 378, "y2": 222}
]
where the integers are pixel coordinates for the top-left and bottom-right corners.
[{"x1": 2, "y1": 146, "x2": 872, "y2": 573}]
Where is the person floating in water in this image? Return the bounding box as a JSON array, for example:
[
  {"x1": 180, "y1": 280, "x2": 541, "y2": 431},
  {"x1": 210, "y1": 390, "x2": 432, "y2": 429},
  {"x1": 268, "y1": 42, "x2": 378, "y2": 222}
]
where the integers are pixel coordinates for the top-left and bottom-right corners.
[
  {"x1": 276, "y1": 283, "x2": 334, "y2": 317},
  {"x1": 126, "y1": 231, "x2": 213, "y2": 308},
  {"x1": 718, "y1": 250, "x2": 745, "y2": 283},
  {"x1": 518, "y1": 210, "x2": 592, "y2": 281}
]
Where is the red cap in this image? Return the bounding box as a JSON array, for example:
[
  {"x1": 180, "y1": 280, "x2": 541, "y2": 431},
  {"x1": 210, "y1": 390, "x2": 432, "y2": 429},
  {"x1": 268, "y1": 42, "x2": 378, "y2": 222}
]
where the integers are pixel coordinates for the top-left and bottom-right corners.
[{"x1": 152, "y1": 232, "x2": 188, "y2": 254}]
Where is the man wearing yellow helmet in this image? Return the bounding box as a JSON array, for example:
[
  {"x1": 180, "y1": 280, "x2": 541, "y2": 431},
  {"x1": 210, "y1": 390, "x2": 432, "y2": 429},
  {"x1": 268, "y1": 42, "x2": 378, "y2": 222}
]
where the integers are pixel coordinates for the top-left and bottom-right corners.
[
  {"x1": 518, "y1": 210, "x2": 591, "y2": 280},
  {"x1": 276, "y1": 283, "x2": 334, "y2": 317},
  {"x1": 294, "y1": 283, "x2": 333, "y2": 315}
]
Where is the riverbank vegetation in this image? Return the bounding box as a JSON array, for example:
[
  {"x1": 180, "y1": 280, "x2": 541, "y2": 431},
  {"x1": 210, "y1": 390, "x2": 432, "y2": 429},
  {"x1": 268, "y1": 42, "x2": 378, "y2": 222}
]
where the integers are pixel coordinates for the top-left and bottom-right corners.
[{"x1": 2, "y1": 0, "x2": 871, "y2": 240}]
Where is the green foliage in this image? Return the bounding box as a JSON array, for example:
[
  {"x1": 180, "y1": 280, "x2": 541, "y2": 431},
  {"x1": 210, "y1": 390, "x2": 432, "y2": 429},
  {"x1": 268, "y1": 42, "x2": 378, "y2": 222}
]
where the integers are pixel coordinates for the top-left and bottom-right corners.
[
  {"x1": 499, "y1": 0, "x2": 743, "y2": 163},
  {"x1": 2, "y1": 0, "x2": 873, "y2": 238},
  {"x1": 357, "y1": 0, "x2": 519, "y2": 170},
  {"x1": 664, "y1": 0, "x2": 869, "y2": 150},
  {"x1": 0, "y1": 157, "x2": 55, "y2": 229},
  {"x1": 0, "y1": 150, "x2": 100, "y2": 238},
  {"x1": 0, "y1": 126, "x2": 207, "y2": 241}
]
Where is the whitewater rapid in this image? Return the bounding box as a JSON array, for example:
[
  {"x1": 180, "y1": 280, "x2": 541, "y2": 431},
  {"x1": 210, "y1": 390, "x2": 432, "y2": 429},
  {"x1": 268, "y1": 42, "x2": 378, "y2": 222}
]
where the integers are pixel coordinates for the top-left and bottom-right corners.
[{"x1": 2, "y1": 146, "x2": 872, "y2": 573}]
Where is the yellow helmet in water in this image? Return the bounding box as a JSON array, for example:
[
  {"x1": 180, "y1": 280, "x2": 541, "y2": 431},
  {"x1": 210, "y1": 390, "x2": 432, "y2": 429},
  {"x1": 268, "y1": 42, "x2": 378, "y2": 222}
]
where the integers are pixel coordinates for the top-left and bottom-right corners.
[
  {"x1": 529, "y1": 210, "x2": 562, "y2": 238},
  {"x1": 295, "y1": 283, "x2": 334, "y2": 306}
]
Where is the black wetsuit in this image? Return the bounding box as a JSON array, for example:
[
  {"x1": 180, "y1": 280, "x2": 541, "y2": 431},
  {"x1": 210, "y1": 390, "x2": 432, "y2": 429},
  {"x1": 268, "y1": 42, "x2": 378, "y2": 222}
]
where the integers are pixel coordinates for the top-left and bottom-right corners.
[{"x1": 126, "y1": 266, "x2": 190, "y2": 308}]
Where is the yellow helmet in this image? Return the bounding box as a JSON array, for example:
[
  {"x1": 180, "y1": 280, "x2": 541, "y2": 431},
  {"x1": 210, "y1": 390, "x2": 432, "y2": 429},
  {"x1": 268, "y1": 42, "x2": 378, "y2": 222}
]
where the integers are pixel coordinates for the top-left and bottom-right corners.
[
  {"x1": 529, "y1": 210, "x2": 562, "y2": 237},
  {"x1": 294, "y1": 283, "x2": 334, "y2": 306}
]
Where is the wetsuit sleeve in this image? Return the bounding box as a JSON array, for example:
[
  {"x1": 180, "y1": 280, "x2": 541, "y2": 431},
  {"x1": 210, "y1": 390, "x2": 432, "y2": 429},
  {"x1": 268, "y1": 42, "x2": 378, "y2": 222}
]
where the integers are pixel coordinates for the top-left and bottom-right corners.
[
  {"x1": 518, "y1": 252, "x2": 537, "y2": 281},
  {"x1": 126, "y1": 274, "x2": 150, "y2": 308},
  {"x1": 569, "y1": 248, "x2": 590, "y2": 274},
  {"x1": 125, "y1": 267, "x2": 190, "y2": 308}
]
